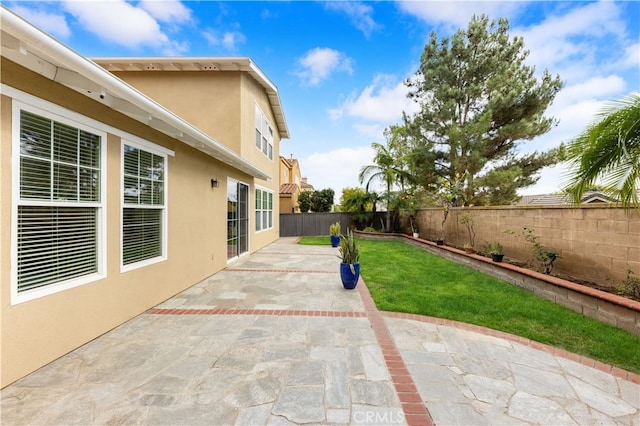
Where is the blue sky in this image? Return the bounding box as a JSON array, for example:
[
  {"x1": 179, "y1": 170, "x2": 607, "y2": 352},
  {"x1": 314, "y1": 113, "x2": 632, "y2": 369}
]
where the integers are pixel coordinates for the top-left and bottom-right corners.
[{"x1": 7, "y1": 1, "x2": 639, "y2": 200}]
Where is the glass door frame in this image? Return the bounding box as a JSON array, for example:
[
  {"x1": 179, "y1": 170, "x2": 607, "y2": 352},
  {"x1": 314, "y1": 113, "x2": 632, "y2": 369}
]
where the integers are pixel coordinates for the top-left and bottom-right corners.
[{"x1": 227, "y1": 178, "x2": 249, "y2": 260}]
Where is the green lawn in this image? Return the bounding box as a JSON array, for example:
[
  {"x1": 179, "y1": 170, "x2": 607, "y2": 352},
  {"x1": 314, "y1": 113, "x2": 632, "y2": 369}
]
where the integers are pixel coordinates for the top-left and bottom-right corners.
[{"x1": 299, "y1": 236, "x2": 640, "y2": 373}]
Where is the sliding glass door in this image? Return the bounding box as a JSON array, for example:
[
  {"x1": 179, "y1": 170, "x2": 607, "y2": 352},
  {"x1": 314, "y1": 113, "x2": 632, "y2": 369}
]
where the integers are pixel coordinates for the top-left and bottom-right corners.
[{"x1": 227, "y1": 179, "x2": 249, "y2": 260}]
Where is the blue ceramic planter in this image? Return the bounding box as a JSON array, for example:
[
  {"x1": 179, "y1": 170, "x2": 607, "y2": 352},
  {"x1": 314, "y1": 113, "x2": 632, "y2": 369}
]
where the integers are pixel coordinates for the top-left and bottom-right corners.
[
  {"x1": 340, "y1": 262, "x2": 360, "y2": 289},
  {"x1": 330, "y1": 235, "x2": 340, "y2": 247}
]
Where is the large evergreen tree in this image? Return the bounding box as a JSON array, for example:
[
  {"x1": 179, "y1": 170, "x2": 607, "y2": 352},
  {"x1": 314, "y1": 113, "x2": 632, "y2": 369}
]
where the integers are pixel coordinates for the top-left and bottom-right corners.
[{"x1": 404, "y1": 15, "x2": 563, "y2": 205}]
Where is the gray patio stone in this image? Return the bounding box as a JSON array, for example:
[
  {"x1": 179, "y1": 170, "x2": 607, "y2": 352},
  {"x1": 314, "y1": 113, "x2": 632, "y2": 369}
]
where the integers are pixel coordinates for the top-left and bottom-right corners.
[
  {"x1": 310, "y1": 346, "x2": 348, "y2": 362},
  {"x1": 567, "y1": 376, "x2": 636, "y2": 417},
  {"x1": 347, "y1": 346, "x2": 366, "y2": 378},
  {"x1": 287, "y1": 360, "x2": 324, "y2": 386},
  {"x1": 463, "y1": 374, "x2": 515, "y2": 407},
  {"x1": 95, "y1": 406, "x2": 149, "y2": 425},
  {"x1": 427, "y1": 401, "x2": 490, "y2": 425},
  {"x1": 361, "y1": 344, "x2": 390, "y2": 381},
  {"x1": 223, "y1": 375, "x2": 282, "y2": 408},
  {"x1": 508, "y1": 392, "x2": 578, "y2": 425},
  {"x1": 1, "y1": 238, "x2": 637, "y2": 426},
  {"x1": 402, "y1": 349, "x2": 452, "y2": 365},
  {"x1": 350, "y1": 380, "x2": 398, "y2": 406},
  {"x1": 214, "y1": 346, "x2": 264, "y2": 371},
  {"x1": 511, "y1": 362, "x2": 576, "y2": 398},
  {"x1": 272, "y1": 386, "x2": 325, "y2": 423},
  {"x1": 261, "y1": 344, "x2": 309, "y2": 362},
  {"x1": 235, "y1": 403, "x2": 273, "y2": 425},
  {"x1": 451, "y1": 353, "x2": 512, "y2": 380},
  {"x1": 619, "y1": 378, "x2": 640, "y2": 408},
  {"x1": 146, "y1": 402, "x2": 237, "y2": 426},
  {"x1": 325, "y1": 361, "x2": 350, "y2": 409},
  {"x1": 326, "y1": 408, "x2": 351, "y2": 424}
]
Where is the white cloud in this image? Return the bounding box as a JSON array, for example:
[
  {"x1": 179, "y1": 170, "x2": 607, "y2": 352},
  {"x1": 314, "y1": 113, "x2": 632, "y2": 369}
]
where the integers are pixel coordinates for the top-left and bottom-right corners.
[
  {"x1": 519, "y1": 76, "x2": 626, "y2": 157},
  {"x1": 514, "y1": 2, "x2": 628, "y2": 80},
  {"x1": 138, "y1": 0, "x2": 192, "y2": 24},
  {"x1": 333, "y1": 74, "x2": 419, "y2": 123},
  {"x1": 554, "y1": 76, "x2": 627, "y2": 107},
  {"x1": 325, "y1": 1, "x2": 380, "y2": 38},
  {"x1": 202, "y1": 29, "x2": 246, "y2": 50},
  {"x1": 63, "y1": 0, "x2": 169, "y2": 50},
  {"x1": 9, "y1": 5, "x2": 71, "y2": 39},
  {"x1": 612, "y1": 42, "x2": 640, "y2": 71},
  {"x1": 295, "y1": 47, "x2": 354, "y2": 86},
  {"x1": 397, "y1": 0, "x2": 525, "y2": 29},
  {"x1": 519, "y1": 164, "x2": 568, "y2": 196},
  {"x1": 303, "y1": 146, "x2": 375, "y2": 199},
  {"x1": 353, "y1": 123, "x2": 387, "y2": 139}
]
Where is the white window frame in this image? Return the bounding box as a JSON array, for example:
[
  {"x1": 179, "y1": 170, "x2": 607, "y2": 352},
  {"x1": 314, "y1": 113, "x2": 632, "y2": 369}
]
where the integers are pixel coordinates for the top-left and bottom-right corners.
[
  {"x1": 255, "y1": 186, "x2": 274, "y2": 232},
  {"x1": 120, "y1": 139, "x2": 169, "y2": 272},
  {"x1": 255, "y1": 104, "x2": 274, "y2": 161},
  {"x1": 10, "y1": 98, "x2": 107, "y2": 305}
]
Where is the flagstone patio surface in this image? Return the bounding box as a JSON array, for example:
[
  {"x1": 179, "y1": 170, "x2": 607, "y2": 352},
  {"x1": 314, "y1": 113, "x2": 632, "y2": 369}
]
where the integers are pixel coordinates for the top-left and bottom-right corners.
[{"x1": 1, "y1": 237, "x2": 638, "y2": 425}]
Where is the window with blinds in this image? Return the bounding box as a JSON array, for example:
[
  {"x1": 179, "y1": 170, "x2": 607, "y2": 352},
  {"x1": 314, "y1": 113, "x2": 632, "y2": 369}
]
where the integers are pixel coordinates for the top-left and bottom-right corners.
[
  {"x1": 122, "y1": 143, "x2": 166, "y2": 267},
  {"x1": 16, "y1": 109, "x2": 103, "y2": 297},
  {"x1": 255, "y1": 188, "x2": 273, "y2": 232}
]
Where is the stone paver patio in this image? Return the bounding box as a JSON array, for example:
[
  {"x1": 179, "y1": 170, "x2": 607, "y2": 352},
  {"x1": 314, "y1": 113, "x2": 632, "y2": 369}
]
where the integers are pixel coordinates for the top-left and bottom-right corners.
[{"x1": 1, "y1": 237, "x2": 638, "y2": 425}]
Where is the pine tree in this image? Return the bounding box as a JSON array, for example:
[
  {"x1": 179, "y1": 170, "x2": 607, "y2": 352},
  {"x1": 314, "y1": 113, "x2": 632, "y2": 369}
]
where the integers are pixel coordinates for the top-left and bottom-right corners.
[{"x1": 404, "y1": 15, "x2": 563, "y2": 205}]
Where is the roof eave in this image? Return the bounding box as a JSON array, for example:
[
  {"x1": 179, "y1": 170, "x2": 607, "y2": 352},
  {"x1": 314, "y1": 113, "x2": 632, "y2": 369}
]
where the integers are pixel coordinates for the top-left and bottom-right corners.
[
  {"x1": 91, "y1": 56, "x2": 290, "y2": 139},
  {"x1": 0, "y1": 7, "x2": 270, "y2": 180}
]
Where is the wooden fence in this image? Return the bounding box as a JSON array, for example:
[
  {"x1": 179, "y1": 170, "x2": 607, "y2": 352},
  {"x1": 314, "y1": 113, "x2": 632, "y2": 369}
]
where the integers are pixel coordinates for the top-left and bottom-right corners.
[{"x1": 279, "y1": 213, "x2": 352, "y2": 237}]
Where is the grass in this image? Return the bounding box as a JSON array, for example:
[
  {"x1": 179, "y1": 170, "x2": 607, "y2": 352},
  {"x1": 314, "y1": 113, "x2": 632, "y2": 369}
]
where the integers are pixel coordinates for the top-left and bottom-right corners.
[
  {"x1": 297, "y1": 236, "x2": 332, "y2": 246},
  {"x1": 298, "y1": 236, "x2": 640, "y2": 373}
]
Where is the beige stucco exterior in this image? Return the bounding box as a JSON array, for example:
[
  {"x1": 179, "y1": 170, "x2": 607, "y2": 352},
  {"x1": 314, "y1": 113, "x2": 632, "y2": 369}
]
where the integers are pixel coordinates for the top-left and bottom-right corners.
[
  {"x1": 1, "y1": 40, "x2": 286, "y2": 385},
  {"x1": 99, "y1": 65, "x2": 283, "y2": 253}
]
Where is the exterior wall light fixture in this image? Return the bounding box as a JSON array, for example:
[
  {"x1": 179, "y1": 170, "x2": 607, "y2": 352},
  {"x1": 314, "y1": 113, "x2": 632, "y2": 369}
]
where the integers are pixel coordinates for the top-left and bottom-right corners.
[{"x1": 211, "y1": 178, "x2": 219, "y2": 188}]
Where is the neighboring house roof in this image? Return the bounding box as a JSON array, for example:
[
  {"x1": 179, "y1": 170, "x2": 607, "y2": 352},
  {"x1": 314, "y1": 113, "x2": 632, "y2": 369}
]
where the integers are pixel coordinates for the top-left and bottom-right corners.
[
  {"x1": 93, "y1": 57, "x2": 289, "y2": 139},
  {"x1": 279, "y1": 183, "x2": 299, "y2": 195},
  {"x1": 515, "y1": 191, "x2": 619, "y2": 206},
  {"x1": 0, "y1": 7, "x2": 273, "y2": 180},
  {"x1": 283, "y1": 157, "x2": 298, "y2": 168},
  {"x1": 580, "y1": 192, "x2": 619, "y2": 204},
  {"x1": 301, "y1": 181, "x2": 314, "y2": 191}
]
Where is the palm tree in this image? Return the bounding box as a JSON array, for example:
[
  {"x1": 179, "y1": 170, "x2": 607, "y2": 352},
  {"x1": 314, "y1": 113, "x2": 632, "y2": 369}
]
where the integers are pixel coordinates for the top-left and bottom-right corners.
[
  {"x1": 359, "y1": 127, "x2": 414, "y2": 231},
  {"x1": 341, "y1": 189, "x2": 377, "y2": 229},
  {"x1": 564, "y1": 93, "x2": 640, "y2": 209}
]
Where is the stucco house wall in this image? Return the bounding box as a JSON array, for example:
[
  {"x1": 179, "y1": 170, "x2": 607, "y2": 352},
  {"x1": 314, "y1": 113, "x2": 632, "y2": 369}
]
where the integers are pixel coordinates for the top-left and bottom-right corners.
[
  {"x1": 95, "y1": 61, "x2": 283, "y2": 253},
  {"x1": 1, "y1": 9, "x2": 288, "y2": 387},
  {"x1": 279, "y1": 156, "x2": 306, "y2": 213}
]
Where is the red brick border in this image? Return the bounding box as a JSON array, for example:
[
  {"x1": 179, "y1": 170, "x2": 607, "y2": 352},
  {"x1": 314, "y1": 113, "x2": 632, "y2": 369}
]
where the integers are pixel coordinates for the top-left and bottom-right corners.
[
  {"x1": 357, "y1": 278, "x2": 435, "y2": 426},
  {"x1": 225, "y1": 268, "x2": 335, "y2": 274},
  {"x1": 147, "y1": 308, "x2": 367, "y2": 318}
]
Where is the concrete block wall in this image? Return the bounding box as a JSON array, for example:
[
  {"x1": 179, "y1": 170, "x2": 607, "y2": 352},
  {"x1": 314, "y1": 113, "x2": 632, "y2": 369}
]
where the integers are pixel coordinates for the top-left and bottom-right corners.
[{"x1": 409, "y1": 205, "x2": 640, "y2": 290}]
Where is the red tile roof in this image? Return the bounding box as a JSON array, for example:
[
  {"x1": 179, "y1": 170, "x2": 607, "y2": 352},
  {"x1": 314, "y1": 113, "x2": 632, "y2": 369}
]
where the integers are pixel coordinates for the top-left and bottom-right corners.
[{"x1": 279, "y1": 183, "x2": 299, "y2": 195}]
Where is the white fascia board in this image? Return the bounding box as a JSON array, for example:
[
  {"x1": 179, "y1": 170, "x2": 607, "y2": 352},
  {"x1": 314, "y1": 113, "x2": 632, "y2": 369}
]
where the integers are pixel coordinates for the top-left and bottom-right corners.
[
  {"x1": 0, "y1": 7, "x2": 270, "y2": 181},
  {"x1": 93, "y1": 56, "x2": 290, "y2": 139}
]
